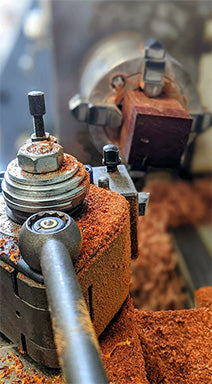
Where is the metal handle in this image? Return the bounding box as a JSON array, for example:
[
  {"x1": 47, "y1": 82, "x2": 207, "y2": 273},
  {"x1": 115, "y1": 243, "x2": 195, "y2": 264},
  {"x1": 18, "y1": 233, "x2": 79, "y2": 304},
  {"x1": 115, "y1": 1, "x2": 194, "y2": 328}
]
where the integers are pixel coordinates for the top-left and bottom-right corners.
[
  {"x1": 40, "y1": 238, "x2": 108, "y2": 384},
  {"x1": 28, "y1": 91, "x2": 46, "y2": 139}
]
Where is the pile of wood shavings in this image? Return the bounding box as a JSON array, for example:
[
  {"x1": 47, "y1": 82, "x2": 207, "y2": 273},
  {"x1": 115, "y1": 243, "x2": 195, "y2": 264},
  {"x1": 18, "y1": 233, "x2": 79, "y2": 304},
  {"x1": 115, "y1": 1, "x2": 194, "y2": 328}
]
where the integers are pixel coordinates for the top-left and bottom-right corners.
[
  {"x1": 136, "y1": 307, "x2": 212, "y2": 384},
  {"x1": 0, "y1": 236, "x2": 20, "y2": 264},
  {"x1": 75, "y1": 184, "x2": 129, "y2": 273},
  {"x1": 100, "y1": 297, "x2": 148, "y2": 384},
  {"x1": 0, "y1": 352, "x2": 63, "y2": 384},
  {"x1": 130, "y1": 177, "x2": 212, "y2": 311}
]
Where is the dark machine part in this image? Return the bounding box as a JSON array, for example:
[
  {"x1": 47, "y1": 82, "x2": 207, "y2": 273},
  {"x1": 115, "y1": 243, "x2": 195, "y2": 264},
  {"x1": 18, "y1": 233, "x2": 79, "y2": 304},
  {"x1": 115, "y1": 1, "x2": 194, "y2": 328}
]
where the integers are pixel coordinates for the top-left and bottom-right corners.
[
  {"x1": 28, "y1": 91, "x2": 48, "y2": 141},
  {"x1": 18, "y1": 211, "x2": 108, "y2": 384},
  {"x1": 1, "y1": 91, "x2": 90, "y2": 224},
  {"x1": 69, "y1": 36, "x2": 212, "y2": 168},
  {"x1": 93, "y1": 144, "x2": 149, "y2": 259},
  {"x1": 102, "y1": 144, "x2": 121, "y2": 173}
]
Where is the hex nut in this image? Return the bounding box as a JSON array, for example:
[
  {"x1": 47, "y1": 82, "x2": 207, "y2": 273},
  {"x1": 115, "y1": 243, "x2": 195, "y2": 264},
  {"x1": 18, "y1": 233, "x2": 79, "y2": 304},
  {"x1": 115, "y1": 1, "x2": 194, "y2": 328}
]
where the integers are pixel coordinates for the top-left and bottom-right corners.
[{"x1": 17, "y1": 141, "x2": 64, "y2": 174}]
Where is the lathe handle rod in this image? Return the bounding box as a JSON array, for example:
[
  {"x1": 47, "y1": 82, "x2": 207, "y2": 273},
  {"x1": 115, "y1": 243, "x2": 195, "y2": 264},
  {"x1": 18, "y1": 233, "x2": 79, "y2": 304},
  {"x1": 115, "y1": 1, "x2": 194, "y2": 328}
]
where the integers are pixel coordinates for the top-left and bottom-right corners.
[{"x1": 40, "y1": 238, "x2": 108, "y2": 384}]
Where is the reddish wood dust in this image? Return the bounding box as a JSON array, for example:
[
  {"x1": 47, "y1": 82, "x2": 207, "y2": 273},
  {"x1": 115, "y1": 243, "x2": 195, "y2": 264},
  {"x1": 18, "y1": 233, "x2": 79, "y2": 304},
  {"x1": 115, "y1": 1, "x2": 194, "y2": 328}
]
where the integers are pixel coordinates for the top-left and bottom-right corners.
[
  {"x1": 0, "y1": 236, "x2": 20, "y2": 264},
  {"x1": 130, "y1": 177, "x2": 212, "y2": 311},
  {"x1": 57, "y1": 153, "x2": 78, "y2": 172},
  {"x1": 136, "y1": 307, "x2": 212, "y2": 384},
  {"x1": 0, "y1": 352, "x2": 63, "y2": 383},
  {"x1": 195, "y1": 286, "x2": 212, "y2": 310},
  {"x1": 75, "y1": 184, "x2": 129, "y2": 273},
  {"x1": 1, "y1": 295, "x2": 211, "y2": 384},
  {"x1": 100, "y1": 296, "x2": 148, "y2": 384},
  {"x1": 26, "y1": 141, "x2": 61, "y2": 155},
  {"x1": 0, "y1": 184, "x2": 127, "y2": 277}
]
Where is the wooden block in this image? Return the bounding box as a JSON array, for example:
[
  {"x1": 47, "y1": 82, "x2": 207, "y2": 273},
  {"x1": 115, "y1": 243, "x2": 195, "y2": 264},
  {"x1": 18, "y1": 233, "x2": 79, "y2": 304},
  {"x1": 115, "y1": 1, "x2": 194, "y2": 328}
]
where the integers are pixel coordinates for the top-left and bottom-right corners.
[{"x1": 120, "y1": 91, "x2": 192, "y2": 168}]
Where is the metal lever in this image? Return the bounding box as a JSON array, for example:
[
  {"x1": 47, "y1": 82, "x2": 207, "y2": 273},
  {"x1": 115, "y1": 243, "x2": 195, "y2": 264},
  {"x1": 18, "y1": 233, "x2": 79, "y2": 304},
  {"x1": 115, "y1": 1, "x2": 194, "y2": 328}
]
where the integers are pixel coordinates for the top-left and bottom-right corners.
[{"x1": 18, "y1": 211, "x2": 108, "y2": 384}]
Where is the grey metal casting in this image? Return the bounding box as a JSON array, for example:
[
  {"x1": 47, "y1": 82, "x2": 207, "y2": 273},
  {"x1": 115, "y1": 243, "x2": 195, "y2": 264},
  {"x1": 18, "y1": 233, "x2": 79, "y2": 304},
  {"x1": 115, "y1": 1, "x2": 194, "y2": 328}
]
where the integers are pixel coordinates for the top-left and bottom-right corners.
[{"x1": 1, "y1": 91, "x2": 90, "y2": 224}]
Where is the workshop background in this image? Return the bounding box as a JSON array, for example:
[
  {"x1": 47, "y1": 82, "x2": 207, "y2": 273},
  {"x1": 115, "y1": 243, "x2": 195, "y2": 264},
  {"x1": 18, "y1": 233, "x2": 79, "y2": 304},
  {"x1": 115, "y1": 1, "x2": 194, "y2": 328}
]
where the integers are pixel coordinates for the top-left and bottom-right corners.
[{"x1": 0, "y1": 0, "x2": 212, "y2": 169}]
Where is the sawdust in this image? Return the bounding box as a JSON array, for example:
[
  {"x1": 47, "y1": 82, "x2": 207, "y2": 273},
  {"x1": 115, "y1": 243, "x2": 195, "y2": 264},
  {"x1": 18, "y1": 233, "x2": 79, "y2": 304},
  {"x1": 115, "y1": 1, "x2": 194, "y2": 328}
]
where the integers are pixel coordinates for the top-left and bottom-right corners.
[
  {"x1": 130, "y1": 177, "x2": 212, "y2": 311},
  {"x1": 0, "y1": 352, "x2": 63, "y2": 384},
  {"x1": 77, "y1": 298, "x2": 100, "y2": 351}
]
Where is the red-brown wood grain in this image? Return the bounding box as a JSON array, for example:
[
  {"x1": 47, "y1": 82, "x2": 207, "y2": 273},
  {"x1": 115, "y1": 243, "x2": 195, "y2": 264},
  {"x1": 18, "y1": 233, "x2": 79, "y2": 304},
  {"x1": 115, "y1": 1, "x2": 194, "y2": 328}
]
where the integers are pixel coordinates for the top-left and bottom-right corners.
[{"x1": 120, "y1": 91, "x2": 192, "y2": 168}]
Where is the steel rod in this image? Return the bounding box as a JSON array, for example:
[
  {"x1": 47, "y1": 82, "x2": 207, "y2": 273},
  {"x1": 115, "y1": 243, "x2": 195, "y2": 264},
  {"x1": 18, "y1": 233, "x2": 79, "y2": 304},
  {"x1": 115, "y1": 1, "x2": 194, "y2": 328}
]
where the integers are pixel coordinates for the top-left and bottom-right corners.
[{"x1": 40, "y1": 238, "x2": 108, "y2": 384}]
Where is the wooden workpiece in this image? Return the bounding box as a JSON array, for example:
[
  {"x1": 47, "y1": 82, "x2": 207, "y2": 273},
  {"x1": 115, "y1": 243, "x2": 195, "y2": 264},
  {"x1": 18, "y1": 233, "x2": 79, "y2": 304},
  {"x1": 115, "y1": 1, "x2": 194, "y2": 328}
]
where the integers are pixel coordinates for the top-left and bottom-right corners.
[{"x1": 120, "y1": 91, "x2": 192, "y2": 167}]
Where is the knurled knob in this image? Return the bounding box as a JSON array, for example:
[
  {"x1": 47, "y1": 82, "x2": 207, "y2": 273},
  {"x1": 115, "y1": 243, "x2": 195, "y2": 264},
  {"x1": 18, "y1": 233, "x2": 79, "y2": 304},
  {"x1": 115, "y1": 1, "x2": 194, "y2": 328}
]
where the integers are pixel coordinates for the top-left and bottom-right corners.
[{"x1": 102, "y1": 144, "x2": 120, "y2": 173}]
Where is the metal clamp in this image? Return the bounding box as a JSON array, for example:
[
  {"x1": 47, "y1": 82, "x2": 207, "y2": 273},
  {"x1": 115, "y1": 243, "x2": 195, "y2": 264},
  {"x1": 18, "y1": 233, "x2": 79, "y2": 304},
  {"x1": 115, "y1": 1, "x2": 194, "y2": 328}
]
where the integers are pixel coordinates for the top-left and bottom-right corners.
[
  {"x1": 143, "y1": 39, "x2": 166, "y2": 98},
  {"x1": 69, "y1": 94, "x2": 122, "y2": 129},
  {"x1": 138, "y1": 192, "x2": 150, "y2": 216}
]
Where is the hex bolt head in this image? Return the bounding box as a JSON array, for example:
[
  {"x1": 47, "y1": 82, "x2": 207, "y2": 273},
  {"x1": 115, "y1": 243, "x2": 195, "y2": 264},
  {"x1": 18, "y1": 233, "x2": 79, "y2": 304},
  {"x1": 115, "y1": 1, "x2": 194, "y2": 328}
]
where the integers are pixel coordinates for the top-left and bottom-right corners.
[
  {"x1": 17, "y1": 142, "x2": 64, "y2": 174},
  {"x1": 102, "y1": 144, "x2": 120, "y2": 173}
]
